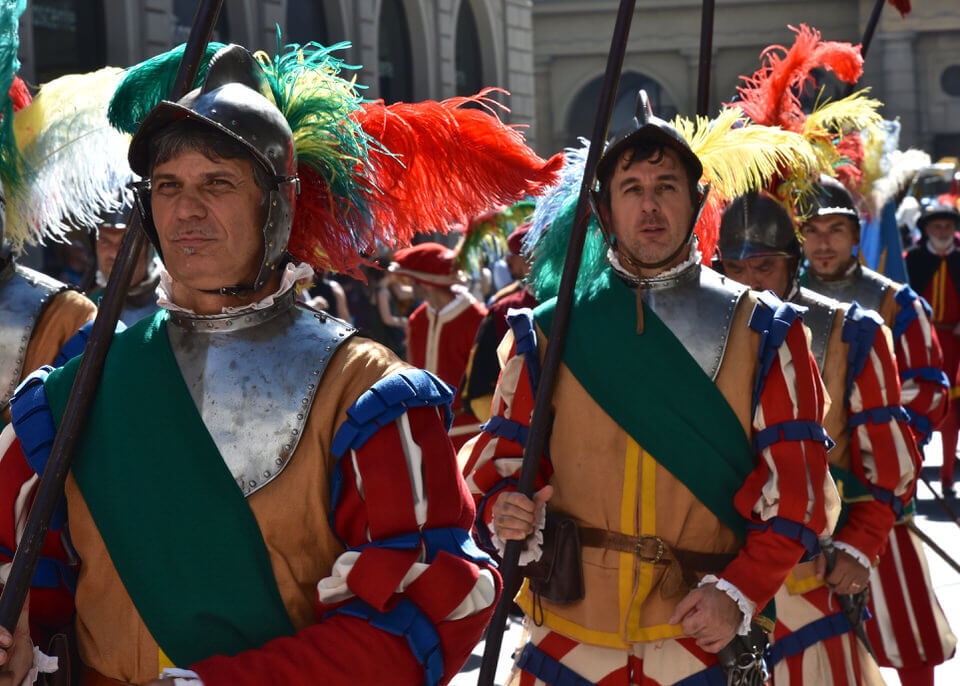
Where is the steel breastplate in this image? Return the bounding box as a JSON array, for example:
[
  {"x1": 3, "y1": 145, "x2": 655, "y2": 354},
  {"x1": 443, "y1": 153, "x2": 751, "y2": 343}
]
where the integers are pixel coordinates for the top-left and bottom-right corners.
[
  {"x1": 805, "y1": 265, "x2": 892, "y2": 313},
  {"x1": 639, "y1": 263, "x2": 747, "y2": 380},
  {"x1": 0, "y1": 264, "x2": 67, "y2": 408},
  {"x1": 166, "y1": 289, "x2": 356, "y2": 496},
  {"x1": 791, "y1": 287, "x2": 839, "y2": 370}
]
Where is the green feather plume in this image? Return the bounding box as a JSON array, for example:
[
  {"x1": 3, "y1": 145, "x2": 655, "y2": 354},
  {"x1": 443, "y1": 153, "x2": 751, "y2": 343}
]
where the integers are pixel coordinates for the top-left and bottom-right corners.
[
  {"x1": 107, "y1": 41, "x2": 227, "y2": 134},
  {"x1": 0, "y1": 0, "x2": 27, "y2": 217},
  {"x1": 529, "y1": 193, "x2": 610, "y2": 302}
]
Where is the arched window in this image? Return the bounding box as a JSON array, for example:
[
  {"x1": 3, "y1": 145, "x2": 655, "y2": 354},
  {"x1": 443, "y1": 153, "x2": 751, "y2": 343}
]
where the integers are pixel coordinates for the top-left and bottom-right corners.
[
  {"x1": 173, "y1": 0, "x2": 229, "y2": 46},
  {"x1": 455, "y1": 1, "x2": 483, "y2": 96},
  {"x1": 32, "y1": 0, "x2": 106, "y2": 83},
  {"x1": 378, "y1": 0, "x2": 413, "y2": 103},
  {"x1": 285, "y1": 0, "x2": 329, "y2": 46},
  {"x1": 566, "y1": 72, "x2": 679, "y2": 148}
]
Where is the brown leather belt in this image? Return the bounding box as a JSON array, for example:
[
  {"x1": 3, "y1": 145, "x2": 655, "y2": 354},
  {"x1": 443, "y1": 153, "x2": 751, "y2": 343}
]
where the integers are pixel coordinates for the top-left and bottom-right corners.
[
  {"x1": 80, "y1": 667, "x2": 132, "y2": 686},
  {"x1": 579, "y1": 526, "x2": 736, "y2": 587}
]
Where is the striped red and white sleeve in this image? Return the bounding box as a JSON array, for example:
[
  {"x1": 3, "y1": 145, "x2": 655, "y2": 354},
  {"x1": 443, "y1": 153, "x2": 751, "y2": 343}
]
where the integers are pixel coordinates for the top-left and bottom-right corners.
[
  {"x1": 723, "y1": 293, "x2": 834, "y2": 612},
  {"x1": 892, "y1": 286, "x2": 948, "y2": 441},
  {"x1": 839, "y1": 305, "x2": 921, "y2": 562}
]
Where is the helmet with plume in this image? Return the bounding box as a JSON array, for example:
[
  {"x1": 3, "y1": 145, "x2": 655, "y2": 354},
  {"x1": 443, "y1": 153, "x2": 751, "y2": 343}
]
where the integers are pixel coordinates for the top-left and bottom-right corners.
[{"x1": 104, "y1": 33, "x2": 561, "y2": 294}]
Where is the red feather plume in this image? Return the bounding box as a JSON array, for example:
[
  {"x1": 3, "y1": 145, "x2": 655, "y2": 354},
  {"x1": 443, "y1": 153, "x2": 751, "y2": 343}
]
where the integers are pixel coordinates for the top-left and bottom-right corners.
[
  {"x1": 888, "y1": 0, "x2": 911, "y2": 18},
  {"x1": 355, "y1": 88, "x2": 562, "y2": 245},
  {"x1": 734, "y1": 24, "x2": 864, "y2": 131},
  {"x1": 287, "y1": 88, "x2": 562, "y2": 278},
  {"x1": 8, "y1": 76, "x2": 30, "y2": 112}
]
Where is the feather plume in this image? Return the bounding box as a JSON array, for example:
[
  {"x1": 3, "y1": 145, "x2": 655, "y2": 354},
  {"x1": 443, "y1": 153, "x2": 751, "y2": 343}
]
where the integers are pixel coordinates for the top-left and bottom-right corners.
[
  {"x1": 734, "y1": 24, "x2": 863, "y2": 132},
  {"x1": 529, "y1": 110, "x2": 818, "y2": 300},
  {"x1": 7, "y1": 67, "x2": 136, "y2": 249},
  {"x1": 529, "y1": 138, "x2": 590, "y2": 250},
  {"x1": 874, "y1": 149, "x2": 930, "y2": 209},
  {"x1": 454, "y1": 201, "x2": 533, "y2": 275},
  {"x1": 356, "y1": 88, "x2": 562, "y2": 251},
  {"x1": 8, "y1": 76, "x2": 29, "y2": 112},
  {"x1": 107, "y1": 41, "x2": 227, "y2": 134}
]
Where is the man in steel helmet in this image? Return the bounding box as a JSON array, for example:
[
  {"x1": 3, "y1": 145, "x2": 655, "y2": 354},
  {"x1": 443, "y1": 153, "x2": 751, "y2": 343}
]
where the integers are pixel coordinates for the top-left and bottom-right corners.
[
  {"x1": 0, "y1": 46, "x2": 498, "y2": 686},
  {"x1": 87, "y1": 191, "x2": 161, "y2": 325},
  {"x1": 465, "y1": 92, "x2": 834, "y2": 684},
  {"x1": 801, "y1": 176, "x2": 956, "y2": 685},
  {"x1": 905, "y1": 199, "x2": 960, "y2": 496},
  {"x1": 718, "y1": 191, "x2": 925, "y2": 685}
]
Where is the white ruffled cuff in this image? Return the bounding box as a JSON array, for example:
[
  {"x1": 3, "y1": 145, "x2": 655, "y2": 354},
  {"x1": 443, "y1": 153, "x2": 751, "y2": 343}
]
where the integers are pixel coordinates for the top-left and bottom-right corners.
[
  {"x1": 699, "y1": 575, "x2": 756, "y2": 637},
  {"x1": 488, "y1": 502, "x2": 546, "y2": 566},
  {"x1": 833, "y1": 541, "x2": 872, "y2": 570},
  {"x1": 19, "y1": 645, "x2": 58, "y2": 686},
  {"x1": 160, "y1": 667, "x2": 204, "y2": 684}
]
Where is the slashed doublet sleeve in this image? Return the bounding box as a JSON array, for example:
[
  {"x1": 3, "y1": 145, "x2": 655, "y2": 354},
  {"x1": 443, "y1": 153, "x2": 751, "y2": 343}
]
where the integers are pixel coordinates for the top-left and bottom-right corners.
[
  {"x1": 723, "y1": 292, "x2": 835, "y2": 610},
  {"x1": 892, "y1": 285, "x2": 948, "y2": 441}
]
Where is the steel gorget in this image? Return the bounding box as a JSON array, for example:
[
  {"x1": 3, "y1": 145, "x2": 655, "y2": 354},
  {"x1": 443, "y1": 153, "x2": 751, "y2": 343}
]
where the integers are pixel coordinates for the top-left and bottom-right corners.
[
  {"x1": 636, "y1": 261, "x2": 747, "y2": 380},
  {"x1": 790, "y1": 287, "x2": 839, "y2": 370},
  {"x1": 805, "y1": 263, "x2": 893, "y2": 313},
  {"x1": 0, "y1": 262, "x2": 67, "y2": 408},
  {"x1": 166, "y1": 289, "x2": 355, "y2": 496}
]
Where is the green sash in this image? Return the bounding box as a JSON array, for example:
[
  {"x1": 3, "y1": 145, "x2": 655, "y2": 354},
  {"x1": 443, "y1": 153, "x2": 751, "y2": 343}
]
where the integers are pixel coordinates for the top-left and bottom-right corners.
[
  {"x1": 534, "y1": 268, "x2": 754, "y2": 539},
  {"x1": 830, "y1": 463, "x2": 875, "y2": 531},
  {"x1": 44, "y1": 311, "x2": 295, "y2": 666}
]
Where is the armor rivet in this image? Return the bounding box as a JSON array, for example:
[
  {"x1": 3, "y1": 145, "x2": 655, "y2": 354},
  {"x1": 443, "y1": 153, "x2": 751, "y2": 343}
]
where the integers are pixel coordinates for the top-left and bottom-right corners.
[
  {"x1": 268, "y1": 241, "x2": 274, "y2": 247},
  {"x1": 292, "y1": 429, "x2": 299, "y2": 436},
  {"x1": 312, "y1": 369, "x2": 320, "y2": 374},
  {"x1": 297, "y1": 413, "x2": 304, "y2": 420},
  {"x1": 263, "y1": 471, "x2": 270, "y2": 478},
  {"x1": 284, "y1": 444, "x2": 291, "y2": 451},
  {"x1": 301, "y1": 397, "x2": 309, "y2": 405},
  {"x1": 269, "y1": 223, "x2": 274, "y2": 228},
  {"x1": 275, "y1": 458, "x2": 283, "y2": 465},
  {"x1": 272, "y1": 200, "x2": 278, "y2": 207},
  {"x1": 231, "y1": 120, "x2": 238, "y2": 126},
  {"x1": 308, "y1": 383, "x2": 315, "y2": 389},
  {"x1": 325, "y1": 346, "x2": 331, "y2": 351},
  {"x1": 225, "y1": 321, "x2": 232, "y2": 327},
  {"x1": 248, "y1": 480, "x2": 256, "y2": 487},
  {"x1": 211, "y1": 108, "x2": 217, "y2": 114}
]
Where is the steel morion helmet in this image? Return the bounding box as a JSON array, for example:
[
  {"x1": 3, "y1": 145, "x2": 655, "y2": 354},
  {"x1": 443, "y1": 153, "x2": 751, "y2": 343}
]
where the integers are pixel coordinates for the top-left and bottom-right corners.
[
  {"x1": 917, "y1": 199, "x2": 960, "y2": 234},
  {"x1": 127, "y1": 45, "x2": 299, "y2": 295},
  {"x1": 808, "y1": 174, "x2": 859, "y2": 221},
  {"x1": 718, "y1": 192, "x2": 800, "y2": 261}
]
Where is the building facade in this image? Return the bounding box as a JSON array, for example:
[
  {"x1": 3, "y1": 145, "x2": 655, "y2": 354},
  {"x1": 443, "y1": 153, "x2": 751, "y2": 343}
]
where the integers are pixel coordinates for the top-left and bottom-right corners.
[
  {"x1": 532, "y1": 0, "x2": 960, "y2": 158},
  {"x1": 16, "y1": 0, "x2": 538, "y2": 141}
]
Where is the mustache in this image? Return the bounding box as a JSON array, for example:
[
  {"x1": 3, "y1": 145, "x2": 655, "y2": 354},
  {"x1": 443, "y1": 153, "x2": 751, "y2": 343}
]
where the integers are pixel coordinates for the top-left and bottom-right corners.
[{"x1": 170, "y1": 226, "x2": 217, "y2": 240}]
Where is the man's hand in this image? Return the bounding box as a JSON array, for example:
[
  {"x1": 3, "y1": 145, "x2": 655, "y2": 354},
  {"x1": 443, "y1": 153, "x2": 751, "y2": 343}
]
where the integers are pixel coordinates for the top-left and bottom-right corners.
[
  {"x1": 491, "y1": 485, "x2": 553, "y2": 541},
  {"x1": 815, "y1": 549, "x2": 870, "y2": 595},
  {"x1": 668, "y1": 583, "x2": 742, "y2": 653},
  {"x1": 0, "y1": 596, "x2": 33, "y2": 686}
]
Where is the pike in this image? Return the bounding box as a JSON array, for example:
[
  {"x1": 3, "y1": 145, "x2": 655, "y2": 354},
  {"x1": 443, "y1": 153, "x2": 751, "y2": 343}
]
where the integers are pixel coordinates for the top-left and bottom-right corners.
[
  {"x1": 695, "y1": 0, "x2": 716, "y2": 117},
  {"x1": 907, "y1": 520, "x2": 960, "y2": 576},
  {"x1": 0, "y1": 0, "x2": 225, "y2": 631},
  {"x1": 844, "y1": 0, "x2": 888, "y2": 97},
  {"x1": 918, "y1": 473, "x2": 960, "y2": 529},
  {"x1": 476, "y1": 1, "x2": 637, "y2": 683}
]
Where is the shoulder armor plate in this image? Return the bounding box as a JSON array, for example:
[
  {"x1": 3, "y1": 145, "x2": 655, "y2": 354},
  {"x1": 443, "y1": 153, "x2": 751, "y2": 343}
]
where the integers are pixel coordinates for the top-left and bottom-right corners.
[
  {"x1": 166, "y1": 294, "x2": 356, "y2": 497},
  {"x1": 0, "y1": 264, "x2": 67, "y2": 407},
  {"x1": 806, "y1": 266, "x2": 893, "y2": 314},
  {"x1": 642, "y1": 265, "x2": 747, "y2": 380},
  {"x1": 792, "y1": 287, "x2": 839, "y2": 370}
]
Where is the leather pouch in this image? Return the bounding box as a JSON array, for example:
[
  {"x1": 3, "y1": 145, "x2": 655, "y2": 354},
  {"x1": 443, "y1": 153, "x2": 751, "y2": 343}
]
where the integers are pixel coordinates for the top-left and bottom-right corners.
[
  {"x1": 38, "y1": 632, "x2": 74, "y2": 686},
  {"x1": 523, "y1": 511, "x2": 584, "y2": 605}
]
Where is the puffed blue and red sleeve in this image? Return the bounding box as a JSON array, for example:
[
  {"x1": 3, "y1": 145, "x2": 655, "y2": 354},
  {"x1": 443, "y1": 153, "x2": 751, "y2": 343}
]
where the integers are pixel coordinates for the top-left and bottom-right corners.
[
  {"x1": 892, "y1": 285, "x2": 948, "y2": 443},
  {"x1": 836, "y1": 304, "x2": 921, "y2": 562},
  {"x1": 724, "y1": 292, "x2": 834, "y2": 612},
  {"x1": 189, "y1": 369, "x2": 500, "y2": 686},
  {"x1": 0, "y1": 369, "x2": 79, "y2": 645}
]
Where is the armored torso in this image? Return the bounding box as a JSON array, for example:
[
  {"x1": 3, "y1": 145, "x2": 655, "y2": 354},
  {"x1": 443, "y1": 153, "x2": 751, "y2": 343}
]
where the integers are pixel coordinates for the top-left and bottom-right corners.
[
  {"x1": 166, "y1": 289, "x2": 356, "y2": 496},
  {"x1": 790, "y1": 287, "x2": 839, "y2": 370},
  {"x1": 638, "y1": 261, "x2": 748, "y2": 380},
  {"x1": 0, "y1": 262, "x2": 67, "y2": 408},
  {"x1": 805, "y1": 263, "x2": 893, "y2": 313}
]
